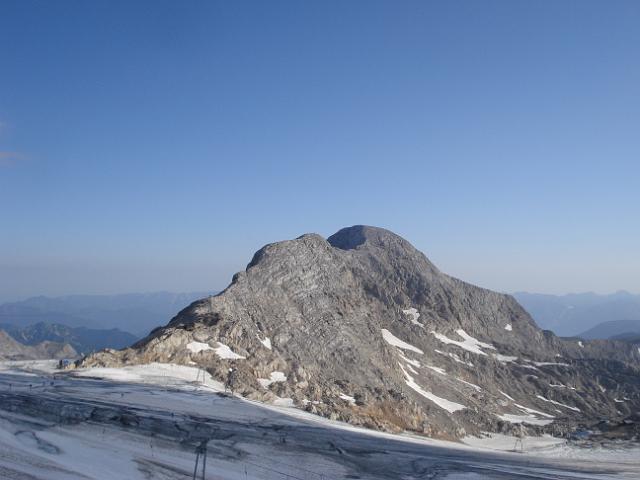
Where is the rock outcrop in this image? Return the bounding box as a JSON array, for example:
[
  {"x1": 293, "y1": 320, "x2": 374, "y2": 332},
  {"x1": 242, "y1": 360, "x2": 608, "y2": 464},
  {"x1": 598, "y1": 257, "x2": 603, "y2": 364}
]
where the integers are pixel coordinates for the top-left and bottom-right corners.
[{"x1": 79, "y1": 226, "x2": 640, "y2": 439}]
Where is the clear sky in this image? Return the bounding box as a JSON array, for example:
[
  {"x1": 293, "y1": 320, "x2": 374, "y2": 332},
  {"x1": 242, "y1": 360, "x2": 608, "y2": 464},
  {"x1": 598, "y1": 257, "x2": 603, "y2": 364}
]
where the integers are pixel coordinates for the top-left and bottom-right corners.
[{"x1": 1, "y1": 1, "x2": 639, "y2": 302}]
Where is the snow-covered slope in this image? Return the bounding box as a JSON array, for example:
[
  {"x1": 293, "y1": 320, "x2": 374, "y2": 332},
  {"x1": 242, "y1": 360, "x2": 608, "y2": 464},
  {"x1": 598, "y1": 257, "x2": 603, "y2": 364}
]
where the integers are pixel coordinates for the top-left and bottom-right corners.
[{"x1": 1, "y1": 365, "x2": 639, "y2": 480}]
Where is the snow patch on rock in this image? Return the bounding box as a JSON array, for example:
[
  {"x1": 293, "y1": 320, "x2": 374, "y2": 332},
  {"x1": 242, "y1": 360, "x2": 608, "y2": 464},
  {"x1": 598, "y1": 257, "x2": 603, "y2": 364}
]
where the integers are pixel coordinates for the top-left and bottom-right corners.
[
  {"x1": 272, "y1": 397, "x2": 294, "y2": 407},
  {"x1": 426, "y1": 365, "x2": 446, "y2": 375},
  {"x1": 400, "y1": 361, "x2": 419, "y2": 375},
  {"x1": 213, "y1": 342, "x2": 245, "y2": 360},
  {"x1": 431, "y1": 329, "x2": 495, "y2": 355},
  {"x1": 457, "y1": 378, "x2": 482, "y2": 392},
  {"x1": 493, "y1": 353, "x2": 518, "y2": 363},
  {"x1": 381, "y1": 329, "x2": 424, "y2": 354},
  {"x1": 536, "y1": 395, "x2": 580, "y2": 412},
  {"x1": 258, "y1": 336, "x2": 272, "y2": 350},
  {"x1": 434, "y1": 349, "x2": 474, "y2": 367},
  {"x1": 549, "y1": 383, "x2": 576, "y2": 390},
  {"x1": 339, "y1": 393, "x2": 356, "y2": 405},
  {"x1": 398, "y1": 352, "x2": 421, "y2": 368},
  {"x1": 402, "y1": 308, "x2": 424, "y2": 328},
  {"x1": 499, "y1": 391, "x2": 515, "y2": 402},
  {"x1": 399, "y1": 365, "x2": 466, "y2": 413},
  {"x1": 514, "y1": 403, "x2": 554, "y2": 418},
  {"x1": 258, "y1": 371, "x2": 287, "y2": 388},
  {"x1": 186, "y1": 341, "x2": 213, "y2": 353},
  {"x1": 532, "y1": 361, "x2": 570, "y2": 367}
]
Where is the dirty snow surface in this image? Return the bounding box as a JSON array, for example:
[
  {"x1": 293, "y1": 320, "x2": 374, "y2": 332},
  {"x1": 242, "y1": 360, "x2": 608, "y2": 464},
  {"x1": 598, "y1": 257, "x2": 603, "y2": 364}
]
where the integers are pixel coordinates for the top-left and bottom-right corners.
[{"x1": 1, "y1": 362, "x2": 639, "y2": 480}]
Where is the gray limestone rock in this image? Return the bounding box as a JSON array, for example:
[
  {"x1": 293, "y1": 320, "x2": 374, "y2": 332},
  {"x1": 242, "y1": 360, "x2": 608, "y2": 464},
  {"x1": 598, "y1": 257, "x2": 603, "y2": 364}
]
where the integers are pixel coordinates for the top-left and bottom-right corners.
[{"x1": 79, "y1": 226, "x2": 640, "y2": 439}]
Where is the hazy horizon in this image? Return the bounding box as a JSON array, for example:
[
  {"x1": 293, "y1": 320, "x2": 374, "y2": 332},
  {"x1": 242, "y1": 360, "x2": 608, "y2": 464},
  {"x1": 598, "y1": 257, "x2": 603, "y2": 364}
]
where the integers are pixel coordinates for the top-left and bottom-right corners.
[
  {"x1": 2, "y1": 1, "x2": 639, "y2": 301},
  {"x1": 1, "y1": 239, "x2": 639, "y2": 305},
  {"x1": 4, "y1": 287, "x2": 640, "y2": 305}
]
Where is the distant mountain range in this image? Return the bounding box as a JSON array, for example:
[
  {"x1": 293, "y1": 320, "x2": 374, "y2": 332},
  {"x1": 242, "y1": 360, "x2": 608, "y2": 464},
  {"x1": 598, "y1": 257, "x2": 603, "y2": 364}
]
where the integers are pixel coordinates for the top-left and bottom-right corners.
[
  {"x1": 0, "y1": 330, "x2": 76, "y2": 361},
  {"x1": 577, "y1": 319, "x2": 640, "y2": 341},
  {"x1": 611, "y1": 332, "x2": 640, "y2": 344},
  {"x1": 0, "y1": 291, "x2": 213, "y2": 337},
  {"x1": 3, "y1": 289, "x2": 638, "y2": 356},
  {"x1": 0, "y1": 322, "x2": 137, "y2": 355},
  {"x1": 513, "y1": 291, "x2": 640, "y2": 338}
]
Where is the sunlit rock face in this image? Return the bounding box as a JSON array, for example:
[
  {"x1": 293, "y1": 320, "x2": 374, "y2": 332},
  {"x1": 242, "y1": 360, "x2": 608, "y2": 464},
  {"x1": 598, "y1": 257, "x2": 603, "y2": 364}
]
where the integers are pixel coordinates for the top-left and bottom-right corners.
[{"x1": 80, "y1": 226, "x2": 640, "y2": 439}]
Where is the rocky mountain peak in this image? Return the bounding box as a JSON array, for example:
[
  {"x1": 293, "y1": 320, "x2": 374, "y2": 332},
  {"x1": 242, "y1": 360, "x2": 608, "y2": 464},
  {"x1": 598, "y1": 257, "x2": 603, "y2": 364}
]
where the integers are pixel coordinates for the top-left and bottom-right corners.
[
  {"x1": 328, "y1": 225, "x2": 398, "y2": 250},
  {"x1": 79, "y1": 226, "x2": 640, "y2": 439}
]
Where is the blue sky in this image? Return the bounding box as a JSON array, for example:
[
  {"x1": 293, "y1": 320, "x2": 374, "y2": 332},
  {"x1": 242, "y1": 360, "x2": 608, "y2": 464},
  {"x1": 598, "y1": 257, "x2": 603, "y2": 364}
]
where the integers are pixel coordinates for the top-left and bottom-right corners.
[{"x1": 1, "y1": 1, "x2": 639, "y2": 301}]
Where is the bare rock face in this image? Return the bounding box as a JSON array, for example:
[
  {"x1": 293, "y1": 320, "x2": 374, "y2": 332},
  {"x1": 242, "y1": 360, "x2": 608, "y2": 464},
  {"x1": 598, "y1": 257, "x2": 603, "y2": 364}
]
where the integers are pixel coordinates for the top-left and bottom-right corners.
[{"x1": 80, "y1": 226, "x2": 640, "y2": 439}]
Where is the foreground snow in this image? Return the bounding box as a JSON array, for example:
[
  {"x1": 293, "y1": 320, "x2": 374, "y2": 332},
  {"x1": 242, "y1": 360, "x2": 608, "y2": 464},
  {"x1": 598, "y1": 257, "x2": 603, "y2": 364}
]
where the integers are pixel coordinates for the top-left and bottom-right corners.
[
  {"x1": 463, "y1": 432, "x2": 565, "y2": 452},
  {"x1": 1, "y1": 361, "x2": 639, "y2": 479},
  {"x1": 0, "y1": 410, "x2": 351, "y2": 480},
  {"x1": 73, "y1": 362, "x2": 226, "y2": 392}
]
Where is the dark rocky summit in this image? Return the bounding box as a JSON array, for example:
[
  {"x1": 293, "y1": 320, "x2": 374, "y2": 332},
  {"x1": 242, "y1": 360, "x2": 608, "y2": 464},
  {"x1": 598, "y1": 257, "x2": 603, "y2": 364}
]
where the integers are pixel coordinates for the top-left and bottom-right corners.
[{"x1": 79, "y1": 226, "x2": 640, "y2": 440}]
